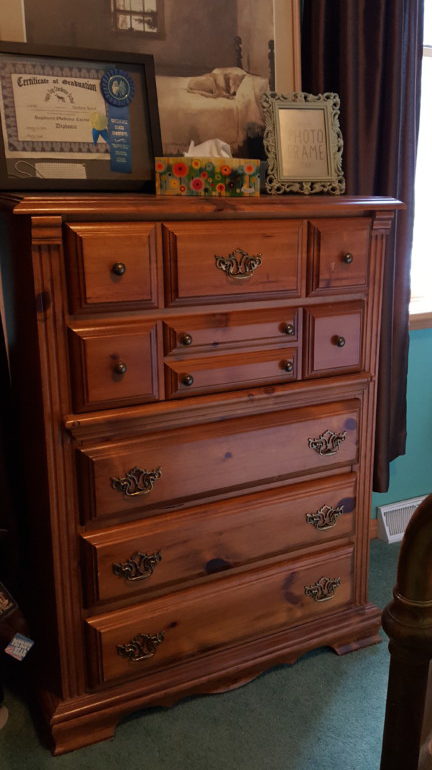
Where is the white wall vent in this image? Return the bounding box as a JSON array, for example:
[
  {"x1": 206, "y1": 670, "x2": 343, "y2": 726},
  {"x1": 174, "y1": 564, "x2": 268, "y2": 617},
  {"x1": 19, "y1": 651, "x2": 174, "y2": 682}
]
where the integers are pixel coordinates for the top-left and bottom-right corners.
[{"x1": 377, "y1": 496, "x2": 426, "y2": 543}]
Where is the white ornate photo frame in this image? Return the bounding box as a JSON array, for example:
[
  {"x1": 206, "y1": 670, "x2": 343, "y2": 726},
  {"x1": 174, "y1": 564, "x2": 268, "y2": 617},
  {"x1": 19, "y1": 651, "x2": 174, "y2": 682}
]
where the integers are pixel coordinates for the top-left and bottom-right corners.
[{"x1": 262, "y1": 91, "x2": 345, "y2": 195}]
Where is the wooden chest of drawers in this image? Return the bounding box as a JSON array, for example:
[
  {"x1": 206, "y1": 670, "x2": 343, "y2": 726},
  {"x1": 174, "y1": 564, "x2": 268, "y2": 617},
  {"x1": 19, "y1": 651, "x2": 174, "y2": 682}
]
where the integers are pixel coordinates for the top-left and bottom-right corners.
[{"x1": 0, "y1": 193, "x2": 403, "y2": 754}]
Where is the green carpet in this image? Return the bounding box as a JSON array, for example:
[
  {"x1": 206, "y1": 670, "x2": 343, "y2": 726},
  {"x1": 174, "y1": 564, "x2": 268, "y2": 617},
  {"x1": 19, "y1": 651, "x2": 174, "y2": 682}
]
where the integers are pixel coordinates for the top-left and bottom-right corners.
[{"x1": 0, "y1": 541, "x2": 399, "y2": 769}]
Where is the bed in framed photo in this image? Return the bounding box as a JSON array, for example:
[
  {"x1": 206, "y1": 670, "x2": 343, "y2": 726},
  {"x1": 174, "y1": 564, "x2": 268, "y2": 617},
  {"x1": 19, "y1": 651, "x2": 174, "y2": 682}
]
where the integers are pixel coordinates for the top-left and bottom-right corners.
[{"x1": 156, "y1": 38, "x2": 274, "y2": 158}]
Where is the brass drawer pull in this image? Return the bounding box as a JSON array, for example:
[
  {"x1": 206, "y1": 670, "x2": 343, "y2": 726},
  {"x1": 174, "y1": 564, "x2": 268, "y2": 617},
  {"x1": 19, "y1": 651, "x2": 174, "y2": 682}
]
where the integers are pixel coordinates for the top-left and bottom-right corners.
[
  {"x1": 281, "y1": 360, "x2": 294, "y2": 373},
  {"x1": 117, "y1": 631, "x2": 164, "y2": 663},
  {"x1": 111, "y1": 466, "x2": 162, "y2": 497},
  {"x1": 333, "y1": 336, "x2": 346, "y2": 348},
  {"x1": 304, "y1": 576, "x2": 341, "y2": 602},
  {"x1": 306, "y1": 504, "x2": 344, "y2": 531},
  {"x1": 181, "y1": 374, "x2": 194, "y2": 386},
  {"x1": 113, "y1": 361, "x2": 128, "y2": 375},
  {"x1": 308, "y1": 429, "x2": 347, "y2": 456},
  {"x1": 113, "y1": 551, "x2": 162, "y2": 582},
  {"x1": 111, "y1": 262, "x2": 126, "y2": 276},
  {"x1": 281, "y1": 322, "x2": 295, "y2": 336},
  {"x1": 342, "y1": 253, "x2": 353, "y2": 264},
  {"x1": 180, "y1": 333, "x2": 193, "y2": 346},
  {"x1": 215, "y1": 248, "x2": 262, "y2": 280}
]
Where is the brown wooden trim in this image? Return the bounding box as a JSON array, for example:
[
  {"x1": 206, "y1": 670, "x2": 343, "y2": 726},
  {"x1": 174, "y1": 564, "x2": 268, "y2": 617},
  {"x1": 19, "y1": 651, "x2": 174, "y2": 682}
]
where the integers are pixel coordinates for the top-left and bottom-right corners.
[
  {"x1": 370, "y1": 518, "x2": 378, "y2": 539},
  {"x1": 409, "y1": 311, "x2": 432, "y2": 330},
  {"x1": 0, "y1": 194, "x2": 405, "y2": 221}
]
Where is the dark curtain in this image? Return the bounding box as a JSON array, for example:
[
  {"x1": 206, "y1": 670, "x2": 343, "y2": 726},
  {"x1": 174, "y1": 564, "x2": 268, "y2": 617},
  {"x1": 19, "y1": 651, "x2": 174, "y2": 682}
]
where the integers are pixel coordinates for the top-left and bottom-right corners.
[
  {"x1": 0, "y1": 316, "x2": 13, "y2": 581},
  {"x1": 302, "y1": 0, "x2": 424, "y2": 492}
]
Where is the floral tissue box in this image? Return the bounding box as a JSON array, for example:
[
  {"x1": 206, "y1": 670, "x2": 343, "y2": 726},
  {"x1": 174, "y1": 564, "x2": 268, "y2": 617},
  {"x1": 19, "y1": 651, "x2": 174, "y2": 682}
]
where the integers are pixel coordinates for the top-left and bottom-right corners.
[{"x1": 155, "y1": 157, "x2": 260, "y2": 197}]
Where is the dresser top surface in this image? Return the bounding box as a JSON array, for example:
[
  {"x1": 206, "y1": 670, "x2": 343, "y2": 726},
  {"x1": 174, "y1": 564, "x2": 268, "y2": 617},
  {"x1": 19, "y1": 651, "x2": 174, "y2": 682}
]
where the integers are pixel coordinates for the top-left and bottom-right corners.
[{"x1": 0, "y1": 192, "x2": 405, "y2": 221}]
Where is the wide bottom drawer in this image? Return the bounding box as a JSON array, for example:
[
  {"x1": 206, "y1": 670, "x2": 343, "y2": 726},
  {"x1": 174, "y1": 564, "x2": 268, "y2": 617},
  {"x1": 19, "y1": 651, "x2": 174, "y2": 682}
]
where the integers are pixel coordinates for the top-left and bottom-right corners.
[{"x1": 85, "y1": 545, "x2": 353, "y2": 686}]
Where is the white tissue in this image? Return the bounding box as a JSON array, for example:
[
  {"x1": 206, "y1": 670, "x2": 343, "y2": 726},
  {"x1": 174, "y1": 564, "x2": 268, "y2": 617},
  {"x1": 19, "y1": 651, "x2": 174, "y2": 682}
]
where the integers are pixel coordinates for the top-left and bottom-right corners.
[{"x1": 184, "y1": 139, "x2": 232, "y2": 158}]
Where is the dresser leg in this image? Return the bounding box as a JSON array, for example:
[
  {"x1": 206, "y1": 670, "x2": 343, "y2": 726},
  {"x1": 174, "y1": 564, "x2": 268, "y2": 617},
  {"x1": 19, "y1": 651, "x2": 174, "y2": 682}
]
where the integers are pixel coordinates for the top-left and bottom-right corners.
[
  {"x1": 331, "y1": 632, "x2": 382, "y2": 656},
  {"x1": 49, "y1": 711, "x2": 120, "y2": 756}
]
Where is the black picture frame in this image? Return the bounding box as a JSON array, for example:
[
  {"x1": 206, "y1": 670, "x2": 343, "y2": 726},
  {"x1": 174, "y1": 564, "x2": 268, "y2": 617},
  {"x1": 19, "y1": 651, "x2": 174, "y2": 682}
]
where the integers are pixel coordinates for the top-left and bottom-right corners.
[{"x1": 0, "y1": 42, "x2": 162, "y2": 191}]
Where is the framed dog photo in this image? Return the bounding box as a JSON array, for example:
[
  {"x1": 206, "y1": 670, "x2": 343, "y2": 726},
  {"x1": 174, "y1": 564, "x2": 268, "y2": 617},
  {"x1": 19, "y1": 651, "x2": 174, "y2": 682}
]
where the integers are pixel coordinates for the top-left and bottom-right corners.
[
  {"x1": 261, "y1": 91, "x2": 345, "y2": 195},
  {"x1": 0, "y1": 42, "x2": 162, "y2": 191}
]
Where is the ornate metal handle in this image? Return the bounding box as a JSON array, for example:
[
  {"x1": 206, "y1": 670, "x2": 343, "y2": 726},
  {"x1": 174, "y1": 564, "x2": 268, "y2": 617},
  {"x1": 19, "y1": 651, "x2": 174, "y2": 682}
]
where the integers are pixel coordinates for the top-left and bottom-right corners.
[
  {"x1": 113, "y1": 361, "x2": 128, "y2": 375},
  {"x1": 181, "y1": 374, "x2": 194, "y2": 386},
  {"x1": 308, "y1": 429, "x2": 347, "y2": 456},
  {"x1": 112, "y1": 262, "x2": 126, "y2": 276},
  {"x1": 342, "y1": 253, "x2": 353, "y2": 264},
  {"x1": 117, "y1": 632, "x2": 164, "y2": 662},
  {"x1": 281, "y1": 322, "x2": 295, "y2": 336},
  {"x1": 306, "y1": 504, "x2": 344, "y2": 531},
  {"x1": 113, "y1": 551, "x2": 162, "y2": 582},
  {"x1": 215, "y1": 248, "x2": 262, "y2": 280},
  {"x1": 334, "y1": 336, "x2": 346, "y2": 348},
  {"x1": 180, "y1": 334, "x2": 193, "y2": 346},
  {"x1": 281, "y1": 360, "x2": 294, "y2": 373},
  {"x1": 304, "y1": 576, "x2": 341, "y2": 602},
  {"x1": 111, "y1": 466, "x2": 162, "y2": 497}
]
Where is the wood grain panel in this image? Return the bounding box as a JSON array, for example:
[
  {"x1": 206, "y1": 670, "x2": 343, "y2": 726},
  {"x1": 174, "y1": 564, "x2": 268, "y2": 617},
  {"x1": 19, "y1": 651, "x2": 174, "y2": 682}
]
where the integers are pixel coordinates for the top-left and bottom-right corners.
[
  {"x1": 308, "y1": 218, "x2": 371, "y2": 296},
  {"x1": 163, "y1": 220, "x2": 305, "y2": 305},
  {"x1": 81, "y1": 473, "x2": 357, "y2": 605},
  {"x1": 65, "y1": 222, "x2": 160, "y2": 312},
  {"x1": 76, "y1": 399, "x2": 360, "y2": 523},
  {"x1": 85, "y1": 546, "x2": 354, "y2": 686},
  {"x1": 163, "y1": 307, "x2": 300, "y2": 356},
  {"x1": 68, "y1": 320, "x2": 162, "y2": 411},
  {"x1": 164, "y1": 347, "x2": 299, "y2": 398},
  {"x1": 304, "y1": 302, "x2": 364, "y2": 378}
]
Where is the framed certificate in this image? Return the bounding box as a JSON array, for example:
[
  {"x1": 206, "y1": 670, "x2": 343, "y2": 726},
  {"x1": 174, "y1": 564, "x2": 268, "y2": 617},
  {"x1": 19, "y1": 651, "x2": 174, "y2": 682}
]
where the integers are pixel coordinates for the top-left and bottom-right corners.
[{"x1": 0, "y1": 42, "x2": 162, "y2": 191}]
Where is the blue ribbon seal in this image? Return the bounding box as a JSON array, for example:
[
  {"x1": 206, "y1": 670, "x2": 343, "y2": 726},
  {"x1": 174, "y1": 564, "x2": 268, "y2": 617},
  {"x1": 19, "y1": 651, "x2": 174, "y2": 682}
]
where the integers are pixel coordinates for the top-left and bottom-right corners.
[{"x1": 100, "y1": 69, "x2": 135, "y2": 173}]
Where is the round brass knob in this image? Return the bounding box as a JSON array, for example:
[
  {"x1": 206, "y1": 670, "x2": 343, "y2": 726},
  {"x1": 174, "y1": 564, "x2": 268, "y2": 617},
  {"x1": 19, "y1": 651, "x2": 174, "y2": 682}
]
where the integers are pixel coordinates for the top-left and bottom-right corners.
[
  {"x1": 281, "y1": 360, "x2": 294, "y2": 373},
  {"x1": 281, "y1": 322, "x2": 295, "y2": 336},
  {"x1": 334, "y1": 336, "x2": 346, "y2": 348},
  {"x1": 112, "y1": 262, "x2": 126, "y2": 276},
  {"x1": 181, "y1": 374, "x2": 194, "y2": 386},
  {"x1": 113, "y1": 361, "x2": 128, "y2": 375},
  {"x1": 342, "y1": 253, "x2": 353, "y2": 264},
  {"x1": 180, "y1": 334, "x2": 193, "y2": 346}
]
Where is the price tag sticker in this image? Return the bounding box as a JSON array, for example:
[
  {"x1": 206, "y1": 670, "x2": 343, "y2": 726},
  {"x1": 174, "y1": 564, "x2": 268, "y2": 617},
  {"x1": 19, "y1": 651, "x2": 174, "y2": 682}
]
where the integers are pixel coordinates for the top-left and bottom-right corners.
[{"x1": 4, "y1": 633, "x2": 34, "y2": 661}]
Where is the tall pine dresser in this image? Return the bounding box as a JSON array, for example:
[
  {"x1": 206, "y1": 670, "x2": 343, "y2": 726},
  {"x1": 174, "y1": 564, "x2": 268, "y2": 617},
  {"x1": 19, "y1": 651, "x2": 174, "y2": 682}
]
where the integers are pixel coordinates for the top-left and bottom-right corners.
[{"x1": 0, "y1": 193, "x2": 402, "y2": 753}]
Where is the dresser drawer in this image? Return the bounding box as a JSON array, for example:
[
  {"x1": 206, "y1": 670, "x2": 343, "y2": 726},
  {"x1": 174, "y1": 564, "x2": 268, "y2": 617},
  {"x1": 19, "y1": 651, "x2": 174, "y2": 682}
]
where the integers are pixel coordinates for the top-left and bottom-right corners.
[
  {"x1": 304, "y1": 302, "x2": 364, "y2": 378},
  {"x1": 69, "y1": 320, "x2": 162, "y2": 412},
  {"x1": 85, "y1": 546, "x2": 354, "y2": 686},
  {"x1": 164, "y1": 347, "x2": 299, "y2": 398},
  {"x1": 81, "y1": 473, "x2": 357, "y2": 605},
  {"x1": 65, "y1": 222, "x2": 160, "y2": 312},
  {"x1": 162, "y1": 220, "x2": 305, "y2": 305},
  {"x1": 308, "y1": 218, "x2": 371, "y2": 295},
  {"x1": 76, "y1": 399, "x2": 360, "y2": 522},
  {"x1": 163, "y1": 308, "x2": 300, "y2": 355}
]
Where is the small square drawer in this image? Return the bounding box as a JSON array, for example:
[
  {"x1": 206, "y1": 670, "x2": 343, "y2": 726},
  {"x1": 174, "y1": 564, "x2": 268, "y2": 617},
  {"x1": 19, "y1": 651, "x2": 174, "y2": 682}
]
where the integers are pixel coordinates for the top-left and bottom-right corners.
[
  {"x1": 164, "y1": 308, "x2": 300, "y2": 355},
  {"x1": 164, "y1": 348, "x2": 299, "y2": 398},
  {"x1": 308, "y1": 218, "x2": 371, "y2": 295},
  {"x1": 65, "y1": 222, "x2": 160, "y2": 312},
  {"x1": 76, "y1": 398, "x2": 360, "y2": 523},
  {"x1": 85, "y1": 546, "x2": 354, "y2": 686},
  {"x1": 68, "y1": 320, "x2": 162, "y2": 412},
  {"x1": 162, "y1": 220, "x2": 305, "y2": 306},
  {"x1": 81, "y1": 473, "x2": 357, "y2": 605},
  {"x1": 304, "y1": 302, "x2": 364, "y2": 378}
]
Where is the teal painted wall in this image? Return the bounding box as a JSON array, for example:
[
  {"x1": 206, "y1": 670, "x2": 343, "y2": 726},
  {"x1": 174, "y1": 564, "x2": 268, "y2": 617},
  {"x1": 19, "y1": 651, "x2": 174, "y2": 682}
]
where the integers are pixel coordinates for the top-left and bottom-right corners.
[{"x1": 371, "y1": 328, "x2": 432, "y2": 516}]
